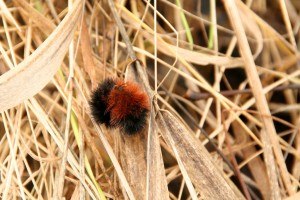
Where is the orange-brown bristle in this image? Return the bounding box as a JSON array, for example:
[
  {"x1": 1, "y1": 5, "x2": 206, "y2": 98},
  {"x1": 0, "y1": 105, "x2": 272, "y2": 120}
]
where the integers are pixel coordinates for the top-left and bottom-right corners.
[{"x1": 108, "y1": 80, "x2": 150, "y2": 124}]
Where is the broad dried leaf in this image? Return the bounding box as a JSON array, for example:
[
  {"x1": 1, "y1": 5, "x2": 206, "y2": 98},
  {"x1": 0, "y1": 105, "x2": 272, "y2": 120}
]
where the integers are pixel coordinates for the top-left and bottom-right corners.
[
  {"x1": 0, "y1": 0, "x2": 83, "y2": 112},
  {"x1": 157, "y1": 109, "x2": 244, "y2": 200},
  {"x1": 117, "y1": 65, "x2": 168, "y2": 199},
  {"x1": 80, "y1": 18, "x2": 97, "y2": 89},
  {"x1": 146, "y1": 111, "x2": 169, "y2": 200}
]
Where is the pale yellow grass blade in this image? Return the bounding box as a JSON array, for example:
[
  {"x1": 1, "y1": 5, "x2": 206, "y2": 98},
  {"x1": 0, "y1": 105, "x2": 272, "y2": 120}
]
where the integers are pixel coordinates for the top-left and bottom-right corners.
[
  {"x1": 0, "y1": 0, "x2": 83, "y2": 112},
  {"x1": 0, "y1": 0, "x2": 20, "y2": 30}
]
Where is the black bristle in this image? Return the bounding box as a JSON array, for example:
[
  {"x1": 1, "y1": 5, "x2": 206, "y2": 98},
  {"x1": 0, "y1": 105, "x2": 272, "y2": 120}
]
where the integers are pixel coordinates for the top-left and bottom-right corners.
[
  {"x1": 89, "y1": 78, "x2": 116, "y2": 127},
  {"x1": 119, "y1": 109, "x2": 148, "y2": 135}
]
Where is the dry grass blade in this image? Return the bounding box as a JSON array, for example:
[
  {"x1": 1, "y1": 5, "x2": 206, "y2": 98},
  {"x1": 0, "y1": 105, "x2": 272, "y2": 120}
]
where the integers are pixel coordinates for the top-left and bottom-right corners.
[
  {"x1": 0, "y1": 0, "x2": 20, "y2": 30},
  {"x1": 117, "y1": 6, "x2": 243, "y2": 68},
  {"x1": 0, "y1": 0, "x2": 83, "y2": 112},
  {"x1": 285, "y1": 192, "x2": 300, "y2": 200},
  {"x1": 231, "y1": 121, "x2": 271, "y2": 199},
  {"x1": 223, "y1": 0, "x2": 293, "y2": 199},
  {"x1": 146, "y1": 110, "x2": 169, "y2": 199},
  {"x1": 157, "y1": 109, "x2": 243, "y2": 200},
  {"x1": 91, "y1": 117, "x2": 136, "y2": 199},
  {"x1": 80, "y1": 18, "x2": 97, "y2": 89},
  {"x1": 14, "y1": 0, "x2": 55, "y2": 35},
  {"x1": 118, "y1": 131, "x2": 148, "y2": 199},
  {"x1": 27, "y1": 98, "x2": 100, "y2": 199}
]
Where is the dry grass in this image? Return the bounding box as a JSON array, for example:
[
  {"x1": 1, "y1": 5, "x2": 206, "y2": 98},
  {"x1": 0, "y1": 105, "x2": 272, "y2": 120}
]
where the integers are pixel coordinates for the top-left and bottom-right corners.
[{"x1": 0, "y1": 0, "x2": 300, "y2": 199}]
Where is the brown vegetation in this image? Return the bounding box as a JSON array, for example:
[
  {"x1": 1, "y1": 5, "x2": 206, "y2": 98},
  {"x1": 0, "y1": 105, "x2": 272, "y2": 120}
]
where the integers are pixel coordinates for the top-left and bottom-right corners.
[{"x1": 0, "y1": 0, "x2": 300, "y2": 199}]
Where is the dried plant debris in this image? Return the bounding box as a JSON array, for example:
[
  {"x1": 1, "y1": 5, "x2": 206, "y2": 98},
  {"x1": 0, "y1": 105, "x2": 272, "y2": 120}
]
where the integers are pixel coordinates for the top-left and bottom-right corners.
[{"x1": 0, "y1": 0, "x2": 300, "y2": 199}]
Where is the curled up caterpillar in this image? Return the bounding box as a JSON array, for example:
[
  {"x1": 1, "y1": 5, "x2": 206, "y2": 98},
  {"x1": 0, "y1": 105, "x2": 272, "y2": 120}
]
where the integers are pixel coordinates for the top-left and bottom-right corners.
[{"x1": 89, "y1": 78, "x2": 150, "y2": 135}]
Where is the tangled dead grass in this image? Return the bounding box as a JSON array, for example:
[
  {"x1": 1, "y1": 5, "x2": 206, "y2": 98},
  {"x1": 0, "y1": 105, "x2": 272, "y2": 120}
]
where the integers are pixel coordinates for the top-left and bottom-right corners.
[{"x1": 0, "y1": 0, "x2": 300, "y2": 199}]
